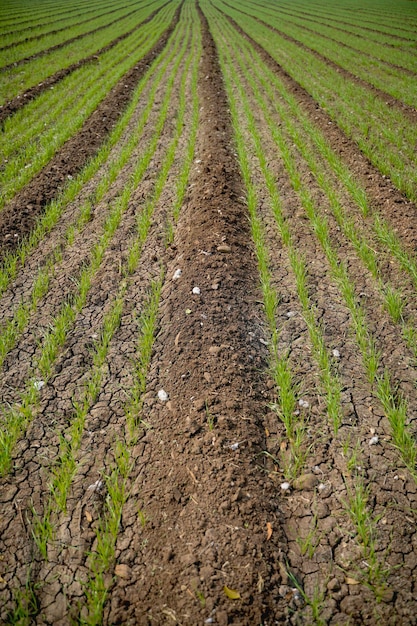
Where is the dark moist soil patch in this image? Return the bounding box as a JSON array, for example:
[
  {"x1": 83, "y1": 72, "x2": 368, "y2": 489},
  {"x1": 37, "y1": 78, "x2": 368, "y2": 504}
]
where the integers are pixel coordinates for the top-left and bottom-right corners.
[
  {"x1": 0, "y1": 0, "x2": 167, "y2": 125},
  {"x1": 106, "y1": 6, "x2": 289, "y2": 625},
  {"x1": 0, "y1": 2, "x2": 181, "y2": 262}
]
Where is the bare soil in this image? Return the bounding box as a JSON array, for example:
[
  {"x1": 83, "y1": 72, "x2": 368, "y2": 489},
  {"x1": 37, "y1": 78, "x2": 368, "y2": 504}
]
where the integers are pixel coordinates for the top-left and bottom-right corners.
[{"x1": 1, "y1": 2, "x2": 417, "y2": 625}]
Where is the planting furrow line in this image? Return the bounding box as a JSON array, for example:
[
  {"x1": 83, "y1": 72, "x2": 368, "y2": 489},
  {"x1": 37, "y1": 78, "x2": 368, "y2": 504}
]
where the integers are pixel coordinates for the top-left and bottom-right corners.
[
  {"x1": 0, "y1": 4, "x2": 172, "y2": 187},
  {"x1": 0, "y1": 2, "x2": 168, "y2": 106},
  {"x1": 0, "y1": 2, "x2": 182, "y2": 258},
  {"x1": 0, "y1": 0, "x2": 163, "y2": 124},
  {"x1": 0, "y1": 12, "x2": 187, "y2": 296},
  {"x1": 0, "y1": 18, "x2": 189, "y2": 377},
  {"x1": 239, "y1": 0, "x2": 417, "y2": 74},
  {"x1": 221, "y1": 0, "x2": 417, "y2": 111},
  {"x1": 257, "y1": 0, "x2": 417, "y2": 47},
  {"x1": 0, "y1": 0, "x2": 138, "y2": 51},
  {"x1": 236, "y1": 64, "x2": 417, "y2": 477},
  {"x1": 0, "y1": 38, "x2": 187, "y2": 478},
  {"x1": 0, "y1": 0, "x2": 106, "y2": 34},
  {"x1": 209, "y1": 9, "x2": 409, "y2": 617}
]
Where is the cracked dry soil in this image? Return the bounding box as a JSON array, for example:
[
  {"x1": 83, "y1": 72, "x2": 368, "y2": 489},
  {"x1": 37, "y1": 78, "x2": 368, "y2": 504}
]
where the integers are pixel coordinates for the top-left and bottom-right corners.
[{"x1": 1, "y1": 2, "x2": 417, "y2": 625}]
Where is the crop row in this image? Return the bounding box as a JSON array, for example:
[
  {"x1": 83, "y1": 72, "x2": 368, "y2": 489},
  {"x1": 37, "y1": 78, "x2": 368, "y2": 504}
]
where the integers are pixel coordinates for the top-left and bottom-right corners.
[
  {"x1": 216, "y1": 0, "x2": 417, "y2": 204},
  {"x1": 0, "y1": 0, "x2": 152, "y2": 68},
  {"x1": 0, "y1": 1, "x2": 178, "y2": 210},
  {"x1": 0, "y1": 2, "x2": 201, "y2": 621}
]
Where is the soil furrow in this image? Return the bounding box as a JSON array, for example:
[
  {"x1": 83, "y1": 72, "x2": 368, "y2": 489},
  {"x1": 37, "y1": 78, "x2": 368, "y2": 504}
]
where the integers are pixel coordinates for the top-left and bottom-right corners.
[
  {"x1": 104, "y1": 6, "x2": 293, "y2": 624},
  {"x1": 0, "y1": 2, "x2": 182, "y2": 262},
  {"x1": 0, "y1": 1, "x2": 163, "y2": 124}
]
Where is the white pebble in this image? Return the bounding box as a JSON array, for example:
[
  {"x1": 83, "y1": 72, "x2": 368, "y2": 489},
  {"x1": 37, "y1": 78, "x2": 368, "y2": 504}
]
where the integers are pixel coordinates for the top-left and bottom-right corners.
[
  {"x1": 280, "y1": 482, "x2": 291, "y2": 491},
  {"x1": 192, "y1": 286, "x2": 201, "y2": 295},
  {"x1": 33, "y1": 380, "x2": 45, "y2": 391},
  {"x1": 298, "y1": 398, "x2": 309, "y2": 408},
  {"x1": 332, "y1": 349, "x2": 341, "y2": 358},
  {"x1": 172, "y1": 269, "x2": 182, "y2": 280},
  {"x1": 286, "y1": 311, "x2": 296, "y2": 318},
  {"x1": 157, "y1": 389, "x2": 169, "y2": 402},
  {"x1": 230, "y1": 442, "x2": 239, "y2": 451},
  {"x1": 369, "y1": 435, "x2": 379, "y2": 446},
  {"x1": 87, "y1": 479, "x2": 103, "y2": 492}
]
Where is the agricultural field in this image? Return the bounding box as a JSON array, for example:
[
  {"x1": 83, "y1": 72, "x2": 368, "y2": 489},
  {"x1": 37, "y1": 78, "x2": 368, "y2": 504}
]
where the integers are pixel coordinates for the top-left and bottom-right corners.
[{"x1": 0, "y1": 0, "x2": 417, "y2": 622}]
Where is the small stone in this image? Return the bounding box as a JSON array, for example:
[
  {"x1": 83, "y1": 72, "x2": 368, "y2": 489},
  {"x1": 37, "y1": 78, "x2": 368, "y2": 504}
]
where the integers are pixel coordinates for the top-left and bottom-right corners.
[
  {"x1": 217, "y1": 244, "x2": 231, "y2": 253},
  {"x1": 298, "y1": 398, "x2": 309, "y2": 408},
  {"x1": 369, "y1": 435, "x2": 379, "y2": 446},
  {"x1": 33, "y1": 380, "x2": 45, "y2": 391},
  {"x1": 157, "y1": 389, "x2": 168, "y2": 402},
  {"x1": 332, "y1": 349, "x2": 341, "y2": 358},
  {"x1": 280, "y1": 482, "x2": 291, "y2": 491},
  {"x1": 211, "y1": 282, "x2": 220, "y2": 290},
  {"x1": 192, "y1": 286, "x2": 201, "y2": 295},
  {"x1": 172, "y1": 269, "x2": 182, "y2": 280},
  {"x1": 293, "y1": 473, "x2": 319, "y2": 490}
]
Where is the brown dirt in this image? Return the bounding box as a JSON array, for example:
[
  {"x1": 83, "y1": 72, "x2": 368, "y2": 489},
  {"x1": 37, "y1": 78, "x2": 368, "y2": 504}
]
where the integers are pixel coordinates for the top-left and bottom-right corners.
[
  {"x1": 0, "y1": 1, "x2": 165, "y2": 124},
  {"x1": 1, "y1": 1, "x2": 417, "y2": 624},
  {"x1": 0, "y1": 2, "x2": 181, "y2": 261},
  {"x1": 104, "y1": 6, "x2": 293, "y2": 624}
]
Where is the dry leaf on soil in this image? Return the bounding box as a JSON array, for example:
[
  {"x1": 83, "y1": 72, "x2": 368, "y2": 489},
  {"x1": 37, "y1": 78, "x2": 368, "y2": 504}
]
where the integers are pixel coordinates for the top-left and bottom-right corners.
[{"x1": 223, "y1": 585, "x2": 241, "y2": 599}]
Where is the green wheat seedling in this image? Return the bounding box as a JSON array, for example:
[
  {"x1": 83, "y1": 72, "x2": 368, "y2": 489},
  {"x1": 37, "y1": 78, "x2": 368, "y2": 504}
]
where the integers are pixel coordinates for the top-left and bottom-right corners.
[
  {"x1": 213, "y1": 14, "x2": 343, "y2": 434},
  {"x1": 287, "y1": 569, "x2": 326, "y2": 626},
  {"x1": 214, "y1": 16, "x2": 417, "y2": 475},
  {"x1": 6, "y1": 569, "x2": 40, "y2": 626},
  {"x1": 0, "y1": 22, "x2": 186, "y2": 302},
  {"x1": 342, "y1": 468, "x2": 391, "y2": 595},
  {"x1": 125, "y1": 276, "x2": 163, "y2": 440},
  {"x1": 0, "y1": 40, "x2": 188, "y2": 477}
]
